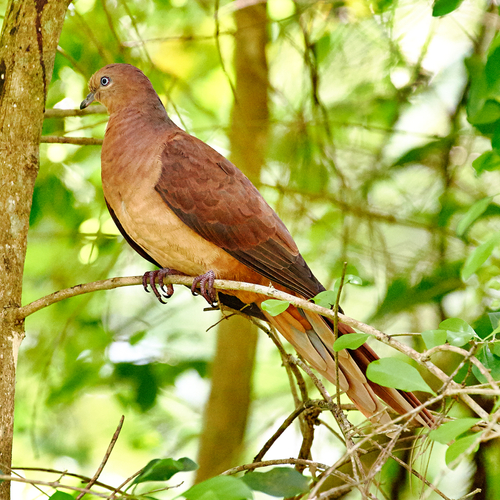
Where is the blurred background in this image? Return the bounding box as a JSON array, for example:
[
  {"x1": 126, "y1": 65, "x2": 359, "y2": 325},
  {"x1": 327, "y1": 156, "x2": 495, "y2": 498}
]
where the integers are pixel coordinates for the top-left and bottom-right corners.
[{"x1": 9, "y1": 0, "x2": 500, "y2": 498}]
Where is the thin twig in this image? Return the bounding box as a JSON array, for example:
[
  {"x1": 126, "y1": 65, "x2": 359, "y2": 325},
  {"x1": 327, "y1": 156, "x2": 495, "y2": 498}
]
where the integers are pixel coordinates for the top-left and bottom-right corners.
[
  {"x1": 11, "y1": 467, "x2": 126, "y2": 494},
  {"x1": 0, "y1": 475, "x2": 115, "y2": 499},
  {"x1": 108, "y1": 469, "x2": 143, "y2": 500},
  {"x1": 221, "y1": 458, "x2": 330, "y2": 475},
  {"x1": 44, "y1": 105, "x2": 107, "y2": 118},
  {"x1": 8, "y1": 275, "x2": 500, "y2": 422},
  {"x1": 253, "y1": 401, "x2": 317, "y2": 463},
  {"x1": 40, "y1": 136, "x2": 103, "y2": 145},
  {"x1": 76, "y1": 415, "x2": 124, "y2": 499}
]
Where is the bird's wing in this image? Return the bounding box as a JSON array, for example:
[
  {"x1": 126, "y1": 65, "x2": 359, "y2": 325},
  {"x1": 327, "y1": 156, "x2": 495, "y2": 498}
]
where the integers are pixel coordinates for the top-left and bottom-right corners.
[{"x1": 154, "y1": 130, "x2": 324, "y2": 299}]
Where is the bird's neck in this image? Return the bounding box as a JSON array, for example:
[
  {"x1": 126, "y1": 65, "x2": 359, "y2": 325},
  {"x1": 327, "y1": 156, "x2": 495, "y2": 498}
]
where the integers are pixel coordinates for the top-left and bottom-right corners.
[{"x1": 101, "y1": 102, "x2": 179, "y2": 184}]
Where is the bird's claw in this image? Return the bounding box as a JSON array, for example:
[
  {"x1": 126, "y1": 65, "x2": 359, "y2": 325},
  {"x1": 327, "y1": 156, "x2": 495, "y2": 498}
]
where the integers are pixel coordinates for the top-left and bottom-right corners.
[
  {"x1": 191, "y1": 270, "x2": 217, "y2": 306},
  {"x1": 142, "y1": 268, "x2": 178, "y2": 304}
]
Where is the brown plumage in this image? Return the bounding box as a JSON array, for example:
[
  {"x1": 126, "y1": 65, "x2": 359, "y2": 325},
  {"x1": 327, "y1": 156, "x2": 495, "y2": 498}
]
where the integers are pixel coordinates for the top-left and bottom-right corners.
[{"x1": 81, "y1": 63, "x2": 433, "y2": 427}]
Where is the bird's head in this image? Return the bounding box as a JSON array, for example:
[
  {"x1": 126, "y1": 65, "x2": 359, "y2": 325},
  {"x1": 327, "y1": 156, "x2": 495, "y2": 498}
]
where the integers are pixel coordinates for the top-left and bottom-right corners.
[{"x1": 80, "y1": 64, "x2": 160, "y2": 114}]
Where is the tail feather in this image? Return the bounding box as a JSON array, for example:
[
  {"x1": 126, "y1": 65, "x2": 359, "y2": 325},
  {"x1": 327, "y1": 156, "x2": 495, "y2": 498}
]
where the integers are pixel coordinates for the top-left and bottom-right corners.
[{"x1": 262, "y1": 305, "x2": 434, "y2": 428}]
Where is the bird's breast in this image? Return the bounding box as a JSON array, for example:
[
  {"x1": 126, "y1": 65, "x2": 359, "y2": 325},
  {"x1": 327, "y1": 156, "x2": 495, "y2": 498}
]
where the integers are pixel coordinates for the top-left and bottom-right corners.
[{"x1": 100, "y1": 123, "x2": 255, "y2": 282}]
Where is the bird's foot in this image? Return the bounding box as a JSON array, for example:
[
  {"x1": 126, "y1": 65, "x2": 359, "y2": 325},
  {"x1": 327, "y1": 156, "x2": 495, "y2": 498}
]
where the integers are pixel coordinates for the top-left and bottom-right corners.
[
  {"x1": 143, "y1": 268, "x2": 183, "y2": 304},
  {"x1": 191, "y1": 270, "x2": 217, "y2": 306}
]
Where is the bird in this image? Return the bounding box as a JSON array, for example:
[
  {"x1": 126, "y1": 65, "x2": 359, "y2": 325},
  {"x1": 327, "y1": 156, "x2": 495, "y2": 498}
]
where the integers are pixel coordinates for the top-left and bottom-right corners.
[{"x1": 80, "y1": 63, "x2": 433, "y2": 428}]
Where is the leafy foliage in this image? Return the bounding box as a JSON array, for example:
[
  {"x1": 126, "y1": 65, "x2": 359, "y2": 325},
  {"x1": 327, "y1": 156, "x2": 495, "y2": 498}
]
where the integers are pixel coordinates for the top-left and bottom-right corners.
[
  {"x1": 261, "y1": 299, "x2": 290, "y2": 316},
  {"x1": 182, "y1": 476, "x2": 253, "y2": 500},
  {"x1": 48, "y1": 493, "x2": 73, "y2": 500},
  {"x1": 429, "y1": 418, "x2": 482, "y2": 444},
  {"x1": 132, "y1": 457, "x2": 198, "y2": 485},
  {"x1": 366, "y1": 358, "x2": 435, "y2": 394},
  {"x1": 332, "y1": 333, "x2": 371, "y2": 352},
  {"x1": 241, "y1": 468, "x2": 309, "y2": 497}
]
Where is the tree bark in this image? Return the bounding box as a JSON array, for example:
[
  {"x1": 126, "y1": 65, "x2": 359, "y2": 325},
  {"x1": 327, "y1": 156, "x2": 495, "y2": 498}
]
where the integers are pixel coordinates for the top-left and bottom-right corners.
[
  {"x1": 0, "y1": 0, "x2": 69, "y2": 497},
  {"x1": 195, "y1": 3, "x2": 269, "y2": 481}
]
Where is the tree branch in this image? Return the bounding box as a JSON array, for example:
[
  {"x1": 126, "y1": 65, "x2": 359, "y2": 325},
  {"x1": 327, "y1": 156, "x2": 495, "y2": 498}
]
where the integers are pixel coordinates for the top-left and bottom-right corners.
[
  {"x1": 40, "y1": 136, "x2": 103, "y2": 145},
  {"x1": 8, "y1": 274, "x2": 499, "y2": 422},
  {"x1": 44, "y1": 105, "x2": 107, "y2": 118}
]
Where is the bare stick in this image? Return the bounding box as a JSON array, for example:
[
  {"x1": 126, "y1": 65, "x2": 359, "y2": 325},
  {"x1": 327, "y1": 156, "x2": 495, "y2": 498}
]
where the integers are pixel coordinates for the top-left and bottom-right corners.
[
  {"x1": 41, "y1": 136, "x2": 103, "y2": 145},
  {"x1": 11, "y1": 467, "x2": 126, "y2": 494},
  {"x1": 7, "y1": 275, "x2": 499, "y2": 420},
  {"x1": 44, "y1": 105, "x2": 107, "y2": 118},
  {"x1": 75, "y1": 415, "x2": 124, "y2": 499},
  {"x1": 253, "y1": 401, "x2": 317, "y2": 463},
  {"x1": 222, "y1": 458, "x2": 330, "y2": 475}
]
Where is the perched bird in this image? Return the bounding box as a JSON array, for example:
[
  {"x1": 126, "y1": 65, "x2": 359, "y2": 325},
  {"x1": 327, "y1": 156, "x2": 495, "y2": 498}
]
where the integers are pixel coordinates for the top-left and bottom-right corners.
[{"x1": 81, "y1": 63, "x2": 433, "y2": 427}]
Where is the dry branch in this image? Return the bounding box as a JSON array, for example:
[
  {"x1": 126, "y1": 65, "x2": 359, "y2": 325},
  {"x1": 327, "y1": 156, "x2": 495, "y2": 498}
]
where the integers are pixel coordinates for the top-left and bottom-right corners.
[{"x1": 6, "y1": 274, "x2": 500, "y2": 423}]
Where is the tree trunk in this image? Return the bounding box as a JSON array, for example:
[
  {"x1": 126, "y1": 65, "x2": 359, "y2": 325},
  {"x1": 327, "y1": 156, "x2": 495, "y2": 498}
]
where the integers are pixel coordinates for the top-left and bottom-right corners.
[
  {"x1": 0, "y1": 0, "x2": 69, "y2": 497},
  {"x1": 195, "y1": 3, "x2": 269, "y2": 481}
]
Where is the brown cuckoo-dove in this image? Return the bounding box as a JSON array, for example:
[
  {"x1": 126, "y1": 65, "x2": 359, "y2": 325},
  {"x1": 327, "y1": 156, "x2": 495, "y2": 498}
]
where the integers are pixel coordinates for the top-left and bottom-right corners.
[{"x1": 80, "y1": 63, "x2": 433, "y2": 427}]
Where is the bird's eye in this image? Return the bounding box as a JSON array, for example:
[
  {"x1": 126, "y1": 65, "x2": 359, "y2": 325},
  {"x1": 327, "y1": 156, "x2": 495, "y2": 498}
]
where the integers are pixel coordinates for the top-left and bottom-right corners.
[{"x1": 100, "y1": 76, "x2": 111, "y2": 87}]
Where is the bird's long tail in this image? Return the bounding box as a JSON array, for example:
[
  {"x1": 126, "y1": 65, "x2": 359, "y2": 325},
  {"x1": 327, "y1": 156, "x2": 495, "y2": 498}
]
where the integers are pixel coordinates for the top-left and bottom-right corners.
[{"x1": 262, "y1": 304, "x2": 434, "y2": 427}]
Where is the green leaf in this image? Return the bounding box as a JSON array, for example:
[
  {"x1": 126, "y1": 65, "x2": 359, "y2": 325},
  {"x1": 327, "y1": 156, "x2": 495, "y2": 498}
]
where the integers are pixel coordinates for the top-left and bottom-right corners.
[
  {"x1": 429, "y1": 418, "x2": 481, "y2": 444},
  {"x1": 421, "y1": 329, "x2": 448, "y2": 349},
  {"x1": 473, "y1": 150, "x2": 500, "y2": 174},
  {"x1": 366, "y1": 358, "x2": 435, "y2": 394},
  {"x1": 445, "y1": 432, "x2": 482, "y2": 468},
  {"x1": 472, "y1": 345, "x2": 500, "y2": 383},
  {"x1": 332, "y1": 275, "x2": 362, "y2": 299},
  {"x1": 468, "y1": 100, "x2": 500, "y2": 125},
  {"x1": 312, "y1": 290, "x2": 337, "y2": 309},
  {"x1": 49, "y1": 493, "x2": 74, "y2": 500},
  {"x1": 439, "y1": 318, "x2": 476, "y2": 347},
  {"x1": 432, "y1": 0, "x2": 465, "y2": 16},
  {"x1": 183, "y1": 476, "x2": 253, "y2": 500},
  {"x1": 261, "y1": 299, "x2": 290, "y2": 316},
  {"x1": 241, "y1": 468, "x2": 309, "y2": 497},
  {"x1": 129, "y1": 330, "x2": 147, "y2": 345},
  {"x1": 462, "y1": 235, "x2": 500, "y2": 281},
  {"x1": 456, "y1": 197, "x2": 492, "y2": 237},
  {"x1": 392, "y1": 139, "x2": 450, "y2": 168},
  {"x1": 333, "y1": 333, "x2": 371, "y2": 352},
  {"x1": 345, "y1": 274, "x2": 362, "y2": 285},
  {"x1": 133, "y1": 457, "x2": 198, "y2": 485},
  {"x1": 493, "y1": 397, "x2": 500, "y2": 413},
  {"x1": 489, "y1": 311, "x2": 500, "y2": 330}
]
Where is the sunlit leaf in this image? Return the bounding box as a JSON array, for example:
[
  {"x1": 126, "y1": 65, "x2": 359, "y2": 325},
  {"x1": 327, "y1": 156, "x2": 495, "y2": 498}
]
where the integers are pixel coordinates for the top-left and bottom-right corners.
[
  {"x1": 461, "y1": 235, "x2": 500, "y2": 281},
  {"x1": 241, "y1": 468, "x2": 309, "y2": 497},
  {"x1": 489, "y1": 312, "x2": 500, "y2": 330},
  {"x1": 332, "y1": 275, "x2": 362, "y2": 300},
  {"x1": 429, "y1": 418, "x2": 481, "y2": 444},
  {"x1": 392, "y1": 139, "x2": 450, "y2": 168},
  {"x1": 366, "y1": 358, "x2": 435, "y2": 394},
  {"x1": 183, "y1": 476, "x2": 253, "y2": 500},
  {"x1": 432, "y1": 0, "x2": 465, "y2": 16},
  {"x1": 312, "y1": 290, "x2": 337, "y2": 309},
  {"x1": 472, "y1": 150, "x2": 500, "y2": 174},
  {"x1": 469, "y1": 101, "x2": 500, "y2": 125},
  {"x1": 456, "y1": 197, "x2": 492, "y2": 237},
  {"x1": 445, "y1": 432, "x2": 482, "y2": 468},
  {"x1": 133, "y1": 457, "x2": 198, "y2": 485},
  {"x1": 421, "y1": 329, "x2": 448, "y2": 349},
  {"x1": 129, "y1": 330, "x2": 148, "y2": 345},
  {"x1": 261, "y1": 299, "x2": 290, "y2": 316},
  {"x1": 472, "y1": 345, "x2": 500, "y2": 383},
  {"x1": 439, "y1": 318, "x2": 476, "y2": 346},
  {"x1": 49, "y1": 493, "x2": 74, "y2": 500},
  {"x1": 333, "y1": 334, "x2": 371, "y2": 352}
]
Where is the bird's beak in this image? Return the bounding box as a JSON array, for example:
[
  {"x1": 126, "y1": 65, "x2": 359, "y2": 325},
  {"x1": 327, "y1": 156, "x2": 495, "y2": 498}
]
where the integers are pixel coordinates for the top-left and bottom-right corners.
[{"x1": 80, "y1": 92, "x2": 95, "y2": 110}]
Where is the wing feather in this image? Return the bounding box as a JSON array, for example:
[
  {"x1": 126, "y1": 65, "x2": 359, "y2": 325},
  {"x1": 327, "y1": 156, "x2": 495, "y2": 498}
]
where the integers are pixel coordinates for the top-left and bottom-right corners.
[{"x1": 155, "y1": 131, "x2": 323, "y2": 298}]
